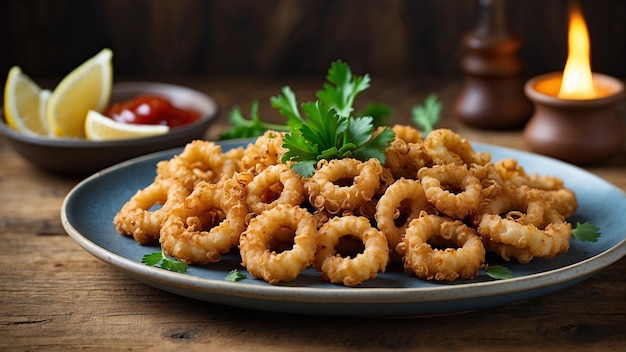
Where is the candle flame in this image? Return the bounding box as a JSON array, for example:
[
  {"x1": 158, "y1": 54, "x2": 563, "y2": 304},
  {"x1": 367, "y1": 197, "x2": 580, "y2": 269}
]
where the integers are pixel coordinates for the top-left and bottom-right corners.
[{"x1": 558, "y1": 3, "x2": 597, "y2": 99}]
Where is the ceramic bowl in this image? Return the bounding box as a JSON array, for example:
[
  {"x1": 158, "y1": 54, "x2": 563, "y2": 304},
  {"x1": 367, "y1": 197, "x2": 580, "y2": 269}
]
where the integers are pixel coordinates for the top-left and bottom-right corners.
[{"x1": 0, "y1": 81, "x2": 218, "y2": 176}]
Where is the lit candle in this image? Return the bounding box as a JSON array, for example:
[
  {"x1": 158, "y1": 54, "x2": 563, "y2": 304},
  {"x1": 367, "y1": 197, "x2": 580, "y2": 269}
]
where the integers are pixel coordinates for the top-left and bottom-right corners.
[
  {"x1": 558, "y1": 2, "x2": 597, "y2": 99},
  {"x1": 523, "y1": 2, "x2": 625, "y2": 164}
]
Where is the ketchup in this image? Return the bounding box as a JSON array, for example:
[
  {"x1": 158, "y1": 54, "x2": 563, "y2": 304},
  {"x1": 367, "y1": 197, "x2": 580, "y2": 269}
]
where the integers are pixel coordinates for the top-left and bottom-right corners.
[{"x1": 104, "y1": 95, "x2": 201, "y2": 128}]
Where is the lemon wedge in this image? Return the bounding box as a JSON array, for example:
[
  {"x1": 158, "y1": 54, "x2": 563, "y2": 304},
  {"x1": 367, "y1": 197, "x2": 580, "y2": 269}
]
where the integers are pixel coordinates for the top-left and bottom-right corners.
[
  {"x1": 38, "y1": 89, "x2": 52, "y2": 135},
  {"x1": 47, "y1": 48, "x2": 113, "y2": 138},
  {"x1": 3, "y1": 66, "x2": 50, "y2": 136},
  {"x1": 84, "y1": 110, "x2": 170, "y2": 141}
]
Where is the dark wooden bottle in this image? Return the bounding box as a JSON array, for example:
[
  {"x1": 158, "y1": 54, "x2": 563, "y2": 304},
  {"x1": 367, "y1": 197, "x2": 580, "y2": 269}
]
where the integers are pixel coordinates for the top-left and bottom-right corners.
[{"x1": 454, "y1": 0, "x2": 533, "y2": 129}]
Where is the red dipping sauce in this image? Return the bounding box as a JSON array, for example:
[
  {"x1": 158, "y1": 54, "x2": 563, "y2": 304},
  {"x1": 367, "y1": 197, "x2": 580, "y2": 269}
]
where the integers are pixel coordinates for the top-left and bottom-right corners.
[{"x1": 104, "y1": 95, "x2": 201, "y2": 128}]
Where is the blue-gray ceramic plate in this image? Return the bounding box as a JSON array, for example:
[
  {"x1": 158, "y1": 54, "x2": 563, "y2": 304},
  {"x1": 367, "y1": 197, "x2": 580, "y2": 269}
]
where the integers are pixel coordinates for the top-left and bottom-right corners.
[{"x1": 61, "y1": 139, "x2": 626, "y2": 316}]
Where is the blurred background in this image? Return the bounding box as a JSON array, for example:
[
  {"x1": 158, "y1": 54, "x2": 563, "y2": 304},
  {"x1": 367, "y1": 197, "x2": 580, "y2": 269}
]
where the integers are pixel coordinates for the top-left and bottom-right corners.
[{"x1": 1, "y1": 0, "x2": 624, "y2": 81}]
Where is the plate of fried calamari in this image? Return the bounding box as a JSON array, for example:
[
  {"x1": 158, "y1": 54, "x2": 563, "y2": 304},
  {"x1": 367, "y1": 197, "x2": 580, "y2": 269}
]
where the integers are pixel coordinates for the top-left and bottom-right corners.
[{"x1": 62, "y1": 127, "x2": 626, "y2": 316}]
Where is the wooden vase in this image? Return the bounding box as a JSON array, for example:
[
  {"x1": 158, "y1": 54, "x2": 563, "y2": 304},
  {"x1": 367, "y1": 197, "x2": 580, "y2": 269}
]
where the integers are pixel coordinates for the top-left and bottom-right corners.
[{"x1": 454, "y1": 0, "x2": 533, "y2": 129}]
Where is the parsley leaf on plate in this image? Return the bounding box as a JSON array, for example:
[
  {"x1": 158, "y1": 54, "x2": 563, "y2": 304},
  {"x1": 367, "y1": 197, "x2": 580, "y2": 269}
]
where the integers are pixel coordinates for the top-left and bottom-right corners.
[
  {"x1": 571, "y1": 221, "x2": 601, "y2": 242},
  {"x1": 225, "y1": 269, "x2": 247, "y2": 282},
  {"x1": 486, "y1": 265, "x2": 513, "y2": 280},
  {"x1": 220, "y1": 100, "x2": 291, "y2": 140},
  {"x1": 141, "y1": 249, "x2": 189, "y2": 273},
  {"x1": 141, "y1": 252, "x2": 163, "y2": 266}
]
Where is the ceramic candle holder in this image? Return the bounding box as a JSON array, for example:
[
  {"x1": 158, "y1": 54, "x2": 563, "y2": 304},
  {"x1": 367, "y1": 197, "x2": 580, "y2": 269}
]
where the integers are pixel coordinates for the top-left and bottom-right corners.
[{"x1": 523, "y1": 72, "x2": 625, "y2": 164}]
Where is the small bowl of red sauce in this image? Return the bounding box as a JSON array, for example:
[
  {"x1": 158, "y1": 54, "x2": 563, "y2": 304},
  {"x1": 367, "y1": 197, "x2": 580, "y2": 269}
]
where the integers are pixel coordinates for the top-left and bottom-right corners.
[{"x1": 0, "y1": 81, "x2": 218, "y2": 176}]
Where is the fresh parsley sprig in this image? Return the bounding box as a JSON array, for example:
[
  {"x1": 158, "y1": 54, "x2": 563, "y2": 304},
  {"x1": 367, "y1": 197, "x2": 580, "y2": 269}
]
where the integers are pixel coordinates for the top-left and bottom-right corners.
[
  {"x1": 485, "y1": 264, "x2": 514, "y2": 280},
  {"x1": 280, "y1": 102, "x2": 395, "y2": 177},
  {"x1": 218, "y1": 60, "x2": 396, "y2": 177},
  {"x1": 571, "y1": 221, "x2": 601, "y2": 242},
  {"x1": 270, "y1": 86, "x2": 306, "y2": 130},
  {"x1": 316, "y1": 60, "x2": 371, "y2": 118},
  {"x1": 219, "y1": 100, "x2": 291, "y2": 140},
  {"x1": 225, "y1": 269, "x2": 247, "y2": 282},
  {"x1": 274, "y1": 61, "x2": 395, "y2": 177},
  {"x1": 141, "y1": 249, "x2": 189, "y2": 273},
  {"x1": 411, "y1": 93, "x2": 442, "y2": 134},
  {"x1": 219, "y1": 61, "x2": 393, "y2": 143}
]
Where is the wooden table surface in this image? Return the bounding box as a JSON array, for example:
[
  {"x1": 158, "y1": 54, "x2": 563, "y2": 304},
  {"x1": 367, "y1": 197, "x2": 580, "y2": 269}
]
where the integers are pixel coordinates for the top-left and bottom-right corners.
[{"x1": 1, "y1": 76, "x2": 625, "y2": 351}]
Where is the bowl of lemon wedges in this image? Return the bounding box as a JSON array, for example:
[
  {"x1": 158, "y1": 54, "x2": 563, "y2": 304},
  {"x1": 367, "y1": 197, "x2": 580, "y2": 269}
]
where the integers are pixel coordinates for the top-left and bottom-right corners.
[{"x1": 0, "y1": 48, "x2": 218, "y2": 176}]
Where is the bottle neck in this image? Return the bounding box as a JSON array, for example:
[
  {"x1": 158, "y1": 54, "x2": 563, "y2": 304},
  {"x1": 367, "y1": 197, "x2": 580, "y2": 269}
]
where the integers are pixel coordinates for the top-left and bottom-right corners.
[
  {"x1": 476, "y1": 0, "x2": 511, "y2": 38},
  {"x1": 466, "y1": 0, "x2": 519, "y2": 51}
]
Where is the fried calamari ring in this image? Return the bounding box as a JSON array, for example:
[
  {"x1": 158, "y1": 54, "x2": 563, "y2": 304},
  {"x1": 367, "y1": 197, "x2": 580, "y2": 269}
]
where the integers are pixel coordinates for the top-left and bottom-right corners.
[
  {"x1": 493, "y1": 158, "x2": 563, "y2": 189},
  {"x1": 314, "y1": 216, "x2": 389, "y2": 286},
  {"x1": 471, "y1": 160, "x2": 577, "y2": 218},
  {"x1": 156, "y1": 140, "x2": 232, "y2": 190},
  {"x1": 474, "y1": 185, "x2": 546, "y2": 227},
  {"x1": 375, "y1": 178, "x2": 431, "y2": 255},
  {"x1": 466, "y1": 163, "x2": 503, "y2": 200},
  {"x1": 391, "y1": 124, "x2": 424, "y2": 144},
  {"x1": 222, "y1": 146, "x2": 245, "y2": 179},
  {"x1": 351, "y1": 166, "x2": 396, "y2": 221},
  {"x1": 305, "y1": 158, "x2": 383, "y2": 214},
  {"x1": 418, "y1": 164, "x2": 483, "y2": 219},
  {"x1": 243, "y1": 164, "x2": 304, "y2": 215},
  {"x1": 543, "y1": 188, "x2": 578, "y2": 219},
  {"x1": 159, "y1": 181, "x2": 248, "y2": 264},
  {"x1": 311, "y1": 208, "x2": 333, "y2": 229},
  {"x1": 241, "y1": 130, "x2": 288, "y2": 173},
  {"x1": 239, "y1": 204, "x2": 318, "y2": 284},
  {"x1": 113, "y1": 179, "x2": 190, "y2": 245},
  {"x1": 384, "y1": 138, "x2": 431, "y2": 179},
  {"x1": 424, "y1": 128, "x2": 491, "y2": 166},
  {"x1": 400, "y1": 215, "x2": 485, "y2": 281},
  {"x1": 475, "y1": 186, "x2": 571, "y2": 263},
  {"x1": 492, "y1": 158, "x2": 577, "y2": 218}
]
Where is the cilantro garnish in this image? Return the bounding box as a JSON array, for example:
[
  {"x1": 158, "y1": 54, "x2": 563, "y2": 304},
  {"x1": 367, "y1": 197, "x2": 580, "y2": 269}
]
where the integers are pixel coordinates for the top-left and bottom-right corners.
[
  {"x1": 277, "y1": 61, "x2": 395, "y2": 177},
  {"x1": 220, "y1": 100, "x2": 290, "y2": 140},
  {"x1": 571, "y1": 221, "x2": 601, "y2": 242},
  {"x1": 270, "y1": 86, "x2": 306, "y2": 129},
  {"x1": 219, "y1": 60, "x2": 401, "y2": 177},
  {"x1": 280, "y1": 103, "x2": 395, "y2": 177},
  {"x1": 141, "y1": 249, "x2": 189, "y2": 273},
  {"x1": 485, "y1": 264, "x2": 513, "y2": 280},
  {"x1": 220, "y1": 61, "x2": 393, "y2": 159},
  {"x1": 411, "y1": 93, "x2": 442, "y2": 134},
  {"x1": 225, "y1": 269, "x2": 247, "y2": 282},
  {"x1": 316, "y1": 60, "x2": 371, "y2": 118}
]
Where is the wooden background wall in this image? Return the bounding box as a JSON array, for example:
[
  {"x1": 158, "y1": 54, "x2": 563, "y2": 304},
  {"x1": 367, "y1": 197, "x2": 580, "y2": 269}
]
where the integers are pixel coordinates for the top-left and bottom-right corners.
[{"x1": 1, "y1": 0, "x2": 625, "y2": 80}]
